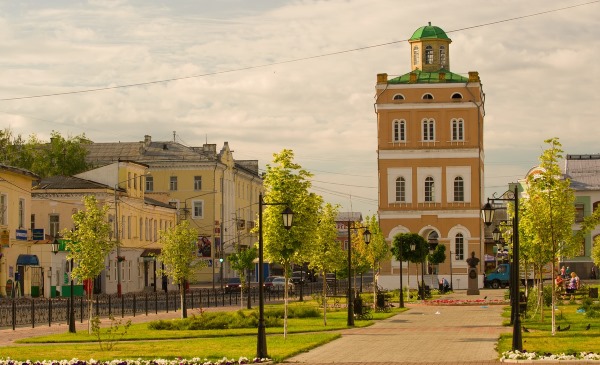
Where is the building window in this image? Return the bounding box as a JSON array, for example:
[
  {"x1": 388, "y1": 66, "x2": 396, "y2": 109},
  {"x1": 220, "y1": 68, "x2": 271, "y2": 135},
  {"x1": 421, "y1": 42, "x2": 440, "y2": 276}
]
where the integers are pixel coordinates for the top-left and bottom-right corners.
[
  {"x1": 454, "y1": 177, "x2": 464, "y2": 202},
  {"x1": 425, "y1": 45, "x2": 433, "y2": 64},
  {"x1": 18, "y1": 198, "x2": 25, "y2": 228},
  {"x1": 452, "y1": 119, "x2": 464, "y2": 141},
  {"x1": 121, "y1": 216, "x2": 125, "y2": 239},
  {"x1": 0, "y1": 194, "x2": 6, "y2": 225},
  {"x1": 154, "y1": 220, "x2": 158, "y2": 242},
  {"x1": 31, "y1": 214, "x2": 35, "y2": 230},
  {"x1": 425, "y1": 176, "x2": 435, "y2": 202},
  {"x1": 193, "y1": 201, "x2": 204, "y2": 219},
  {"x1": 455, "y1": 233, "x2": 464, "y2": 260},
  {"x1": 169, "y1": 176, "x2": 178, "y2": 191},
  {"x1": 139, "y1": 218, "x2": 143, "y2": 240},
  {"x1": 133, "y1": 174, "x2": 138, "y2": 189},
  {"x1": 50, "y1": 214, "x2": 60, "y2": 238},
  {"x1": 422, "y1": 93, "x2": 434, "y2": 100},
  {"x1": 451, "y1": 92, "x2": 463, "y2": 99},
  {"x1": 127, "y1": 216, "x2": 132, "y2": 239},
  {"x1": 393, "y1": 94, "x2": 405, "y2": 100},
  {"x1": 575, "y1": 203, "x2": 585, "y2": 222},
  {"x1": 146, "y1": 176, "x2": 153, "y2": 192},
  {"x1": 413, "y1": 46, "x2": 419, "y2": 65},
  {"x1": 127, "y1": 172, "x2": 132, "y2": 188},
  {"x1": 393, "y1": 120, "x2": 406, "y2": 142},
  {"x1": 194, "y1": 176, "x2": 202, "y2": 191},
  {"x1": 395, "y1": 177, "x2": 406, "y2": 202},
  {"x1": 439, "y1": 45, "x2": 446, "y2": 66},
  {"x1": 422, "y1": 119, "x2": 435, "y2": 141}
]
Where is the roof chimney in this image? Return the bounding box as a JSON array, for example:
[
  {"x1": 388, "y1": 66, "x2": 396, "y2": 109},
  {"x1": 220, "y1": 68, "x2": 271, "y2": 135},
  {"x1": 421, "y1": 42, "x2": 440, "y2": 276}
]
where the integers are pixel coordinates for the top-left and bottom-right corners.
[{"x1": 144, "y1": 135, "x2": 151, "y2": 146}]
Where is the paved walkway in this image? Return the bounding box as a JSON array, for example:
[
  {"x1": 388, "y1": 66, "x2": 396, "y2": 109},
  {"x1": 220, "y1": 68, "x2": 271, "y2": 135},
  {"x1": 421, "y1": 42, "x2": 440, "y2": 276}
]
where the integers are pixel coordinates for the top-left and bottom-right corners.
[{"x1": 283, "y1": 288, "x2": 508, "y2": 365}]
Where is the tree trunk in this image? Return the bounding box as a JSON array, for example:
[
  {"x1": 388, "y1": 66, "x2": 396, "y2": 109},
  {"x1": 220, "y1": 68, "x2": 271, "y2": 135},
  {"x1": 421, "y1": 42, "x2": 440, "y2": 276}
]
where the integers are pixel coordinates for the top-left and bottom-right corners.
[{"x1": 181, "y1": 280, "x2": 187, "y2": 319}]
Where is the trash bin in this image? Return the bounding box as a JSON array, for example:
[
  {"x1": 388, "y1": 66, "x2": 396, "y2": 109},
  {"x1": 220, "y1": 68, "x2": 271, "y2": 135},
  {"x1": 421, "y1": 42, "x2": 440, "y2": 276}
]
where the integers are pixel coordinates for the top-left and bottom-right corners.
[
  {"x1": 377, "y1": 293, "x2": 385, "y2": 308},
  {"x1": 590, "y1": 287, "x2": 598, "y2": 299}
]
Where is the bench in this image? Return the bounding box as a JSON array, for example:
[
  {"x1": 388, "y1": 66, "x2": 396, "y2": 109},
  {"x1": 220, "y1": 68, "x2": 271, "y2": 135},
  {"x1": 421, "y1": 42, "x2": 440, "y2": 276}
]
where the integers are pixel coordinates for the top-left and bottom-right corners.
[{"x1": 560, "y1": 285, "x2": 588, "y2": 301}]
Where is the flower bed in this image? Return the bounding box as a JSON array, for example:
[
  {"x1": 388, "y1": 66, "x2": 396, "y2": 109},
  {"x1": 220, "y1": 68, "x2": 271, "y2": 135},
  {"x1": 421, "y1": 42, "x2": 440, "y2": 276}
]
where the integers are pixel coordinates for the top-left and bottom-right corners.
[
  {"x1": 424, "y1": 298, "x2": 508, "y2": 306},
  {"x1": 0, "y1": 357, "x2": 270, "y2": 365},
  {"x1": 501, "y1": 350, "x2": 600, "y2": 361}
]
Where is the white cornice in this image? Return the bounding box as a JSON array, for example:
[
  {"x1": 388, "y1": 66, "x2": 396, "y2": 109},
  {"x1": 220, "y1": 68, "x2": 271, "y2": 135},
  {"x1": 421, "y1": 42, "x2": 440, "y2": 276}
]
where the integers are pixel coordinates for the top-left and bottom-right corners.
[
  {"x1": 379, "y1": 210, "x2": 481, "y2": 219},
  {"x1": 376, "y1": 102, "x2": 481, "y2": 110},
  {"x1": 379, "y1": 149, "x2": 480, "y2": 159},
  {"x1": 376, "y1": 83, "x2": 481, "y2": 90}
]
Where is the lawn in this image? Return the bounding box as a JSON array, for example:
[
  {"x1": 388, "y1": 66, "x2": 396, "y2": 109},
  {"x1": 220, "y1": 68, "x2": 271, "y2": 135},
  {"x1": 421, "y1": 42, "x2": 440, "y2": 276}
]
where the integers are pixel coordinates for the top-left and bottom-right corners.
[{"x1": 3, "y1": 300, "x2": 403, "y2": 362}]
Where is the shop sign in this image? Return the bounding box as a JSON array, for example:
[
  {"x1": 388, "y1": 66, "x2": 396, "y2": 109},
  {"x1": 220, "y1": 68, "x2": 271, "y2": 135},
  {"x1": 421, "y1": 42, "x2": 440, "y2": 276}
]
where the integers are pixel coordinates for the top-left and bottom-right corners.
[{"x1": 16, "y1": 229, "x2": 28, "y2": 240}]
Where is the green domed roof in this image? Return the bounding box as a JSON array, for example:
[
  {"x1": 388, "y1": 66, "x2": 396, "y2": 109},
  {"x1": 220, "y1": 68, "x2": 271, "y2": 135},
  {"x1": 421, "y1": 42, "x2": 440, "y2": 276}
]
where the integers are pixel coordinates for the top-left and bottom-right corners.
[{"x1": 409, "y1": 23, "x2": 450, "y2": 41}]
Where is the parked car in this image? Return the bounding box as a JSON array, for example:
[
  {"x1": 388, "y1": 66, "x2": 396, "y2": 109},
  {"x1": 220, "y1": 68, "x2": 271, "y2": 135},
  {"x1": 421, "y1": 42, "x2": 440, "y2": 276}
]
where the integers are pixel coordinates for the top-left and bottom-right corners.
[
  {"x1": 272, "y1": 277, "x2": 295, "y2": 293},
  {"x1": 291, "y1": 271, "x2": 307, "y2": 284},
  {"x1": 225, "y1": 277, "x2": 241, "y2": 293},
  {"x1": 263, "y1": 276, "x2": 279, "y2": 292}
]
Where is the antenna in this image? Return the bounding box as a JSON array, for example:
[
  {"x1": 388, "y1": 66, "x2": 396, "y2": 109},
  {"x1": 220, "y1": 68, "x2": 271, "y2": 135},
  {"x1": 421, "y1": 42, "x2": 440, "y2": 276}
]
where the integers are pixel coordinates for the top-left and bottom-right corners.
[{"x1": 173, "y1": 131, "x2": 176, "y2": 142}]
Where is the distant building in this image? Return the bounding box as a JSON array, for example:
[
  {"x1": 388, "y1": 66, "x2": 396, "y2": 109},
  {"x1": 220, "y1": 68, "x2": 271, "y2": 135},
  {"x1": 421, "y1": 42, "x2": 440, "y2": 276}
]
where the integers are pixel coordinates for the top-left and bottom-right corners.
[
  {"x1": 375, "y1": 23, "x2": 485, "y2": 290},
  {"x1": 84, "y1": 135, "x2": 263, "y2": 286}
]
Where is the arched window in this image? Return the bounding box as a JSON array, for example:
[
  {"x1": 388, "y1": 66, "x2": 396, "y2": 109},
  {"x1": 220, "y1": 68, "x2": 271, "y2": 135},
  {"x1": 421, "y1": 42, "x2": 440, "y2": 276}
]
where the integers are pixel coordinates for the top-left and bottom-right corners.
[
  {"x1": 451, "y1": 92, "x2": 462, "y2": 99},
  {"x1": 393, "y1": 94, "x2": 405, "y2": 100},
  {"x1": 425, "y1": 45, "x2": 433, "y2": 64},
  {"x1": 428, "y1": 231, "x2": 439, "y2": 243},
  {"x1": 439, "y1": 46, "x2": 446, "y2": 67},
  {"x1": 395, "y1": 177, "x2": 406, "y2": 202},
  {"x1": 413, "y1": 46, "x2": 420, "y2": 66},
  {"x1": 393, "y1": 120, "x2": 406, "y2": 142},
  {"x1": 425, "y1": 176, "x2": 435, "y2": 202},
  {"x1": 422, "y1": 119, "x2": 435, "y2": 141},
  {"x1": 455, "y1": 233, "x2": 464, "y2": 260},
  {"x1": 452, "y1": 119, "x2": 464, "y2": 141},
  {"x1": 422, "y1": 93, "x2": 434, "y2": 100},
  {"x1": 454, "y1": 176, "x2": 464, "y2": 202}
]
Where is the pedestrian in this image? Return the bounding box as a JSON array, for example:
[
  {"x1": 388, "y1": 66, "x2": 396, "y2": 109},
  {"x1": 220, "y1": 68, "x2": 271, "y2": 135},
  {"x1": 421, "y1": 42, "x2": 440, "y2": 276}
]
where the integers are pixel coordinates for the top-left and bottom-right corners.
[
  {"x1": 560, "y1": 265, "x2": 566, "y2": 278},
  {"x1": 555, "y1": 274, "x2": 564, "y2": 291},
  {"x1": 566, "y1": 266, "x2": 571, "y2": 278},
  {"x1": 592, "y1": 266, "x2": 597, "y2": 280},
  {"x1": 566, "y1": 271, "x2": 580, "y2": 300}
]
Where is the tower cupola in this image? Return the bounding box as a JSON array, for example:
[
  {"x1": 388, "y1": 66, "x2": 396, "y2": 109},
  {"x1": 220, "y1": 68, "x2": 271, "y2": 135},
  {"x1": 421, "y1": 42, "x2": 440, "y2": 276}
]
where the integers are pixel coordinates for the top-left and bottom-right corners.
[{"x1": 408, "y1": 22, "x2": 452, "y2": 72}]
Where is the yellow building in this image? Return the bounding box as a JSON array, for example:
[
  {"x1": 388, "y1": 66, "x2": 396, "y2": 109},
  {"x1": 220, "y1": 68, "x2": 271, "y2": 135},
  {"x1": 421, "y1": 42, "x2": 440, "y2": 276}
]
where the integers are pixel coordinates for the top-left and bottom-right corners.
[
  {"x1": 85, "y1": 136, "x2": 262, "y2": 286},
  {"x1": 375, "y1": 23, "x2": 485, "y2": 290},
  {"x1": 0, "y1": 164, "x2": 41, "y2": 298},
  {"x1": 32, "y1": 161, "x2": 177, "y2": 296}
]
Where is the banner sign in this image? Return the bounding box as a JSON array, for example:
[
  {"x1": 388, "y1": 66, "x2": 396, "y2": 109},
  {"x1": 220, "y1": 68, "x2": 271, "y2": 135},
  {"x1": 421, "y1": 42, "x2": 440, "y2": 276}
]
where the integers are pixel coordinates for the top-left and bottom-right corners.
[
  {"x1": 16, "y1": 229, "x2": 28, "y2": 241},
  {"x1": 32, "y1": 228, "x2": 45, "y2": 240},
  {"x1": 0, "y1": 229, "x2": 9, "y2": 247},
  {"x1": 197, "y1": 236, "x2": 211, "y2": 257}
]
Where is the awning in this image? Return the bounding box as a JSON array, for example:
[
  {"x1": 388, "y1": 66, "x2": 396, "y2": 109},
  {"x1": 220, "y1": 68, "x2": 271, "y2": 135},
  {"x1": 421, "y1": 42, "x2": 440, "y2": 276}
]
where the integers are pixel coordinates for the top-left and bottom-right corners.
[
  {"x1": 140, "y1": 248, "x2": 161, "y2": 258},
  {"x1": 17, "y1": 254, "x2": 40, "y2": 266}
]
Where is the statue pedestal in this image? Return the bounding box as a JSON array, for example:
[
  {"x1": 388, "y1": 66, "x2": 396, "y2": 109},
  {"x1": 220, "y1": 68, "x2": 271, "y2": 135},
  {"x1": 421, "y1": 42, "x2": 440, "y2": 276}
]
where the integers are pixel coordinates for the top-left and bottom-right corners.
[{"x1": 467, "y1": 267, "x2": 480, "y2": 295}]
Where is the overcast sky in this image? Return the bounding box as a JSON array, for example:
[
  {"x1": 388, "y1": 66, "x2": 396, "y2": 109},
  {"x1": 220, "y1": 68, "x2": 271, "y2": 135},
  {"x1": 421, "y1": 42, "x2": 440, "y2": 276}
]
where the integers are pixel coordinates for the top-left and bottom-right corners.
[{"x1": 1, "y1": 0, "x2": 599, "y2": 217}]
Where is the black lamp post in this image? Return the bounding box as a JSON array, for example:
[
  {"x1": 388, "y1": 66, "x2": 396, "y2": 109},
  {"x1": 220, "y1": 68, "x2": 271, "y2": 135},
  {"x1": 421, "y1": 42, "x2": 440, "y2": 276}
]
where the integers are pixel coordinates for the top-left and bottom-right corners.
[
  {"x1": 51, "y1": 238, "x2": 75, "y2": 333},
  {"x1": 257, "y1": 193, "x2": 293, "y2": 359},
  {"x1": 481, "y1": 186, "x2": 521, "y2": 351},
  {"x1": 398, "y1": 244, "x2": 404, "y2": 308},
  {"x1": 346, "y1": 221, "x2": 371, "y2": 326}
]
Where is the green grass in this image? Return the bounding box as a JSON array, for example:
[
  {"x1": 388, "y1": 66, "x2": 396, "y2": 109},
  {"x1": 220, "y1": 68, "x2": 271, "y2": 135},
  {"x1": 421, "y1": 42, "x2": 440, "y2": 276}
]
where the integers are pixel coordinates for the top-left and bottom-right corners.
[
  {"x1": 6, "y1": 300, "x2": 404, "y2": 362},
  {"x1": 497, "y1": 298, "x2": 600, "y2": 355}
]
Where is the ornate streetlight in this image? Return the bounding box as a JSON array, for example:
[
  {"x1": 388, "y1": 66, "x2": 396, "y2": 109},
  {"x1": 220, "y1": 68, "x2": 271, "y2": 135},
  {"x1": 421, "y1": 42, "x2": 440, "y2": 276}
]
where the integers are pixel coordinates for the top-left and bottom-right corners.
[
  {"x1": 51, "y1": 238, "x2": 75, "y2": 333},
  {"x1": 481, "y1": 186, "x2": 522, "y2": 351},
  {"x1": 257, "y1": 193, "x2": 294, "y2": 359}
]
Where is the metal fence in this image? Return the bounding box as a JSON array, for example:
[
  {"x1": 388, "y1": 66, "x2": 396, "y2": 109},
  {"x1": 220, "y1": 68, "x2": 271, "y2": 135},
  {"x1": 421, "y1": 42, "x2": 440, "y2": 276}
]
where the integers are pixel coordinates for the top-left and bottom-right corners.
[{"x1": 0, "y1": 281, "x2": 341, "y2": 330}]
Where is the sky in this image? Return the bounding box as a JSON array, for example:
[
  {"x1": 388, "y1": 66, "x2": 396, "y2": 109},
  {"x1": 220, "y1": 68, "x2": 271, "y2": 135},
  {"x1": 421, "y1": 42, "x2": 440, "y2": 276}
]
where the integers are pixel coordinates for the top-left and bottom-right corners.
[{"x1": 1, "y1": 0, "x2": 599, "y2": 218}]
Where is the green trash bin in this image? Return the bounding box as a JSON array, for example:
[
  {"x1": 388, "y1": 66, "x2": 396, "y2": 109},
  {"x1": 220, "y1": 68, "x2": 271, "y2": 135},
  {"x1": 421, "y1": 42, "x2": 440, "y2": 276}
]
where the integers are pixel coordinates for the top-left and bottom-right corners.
[{"x1": 31, "y1": 286, "x2": 40, "y2": 297}]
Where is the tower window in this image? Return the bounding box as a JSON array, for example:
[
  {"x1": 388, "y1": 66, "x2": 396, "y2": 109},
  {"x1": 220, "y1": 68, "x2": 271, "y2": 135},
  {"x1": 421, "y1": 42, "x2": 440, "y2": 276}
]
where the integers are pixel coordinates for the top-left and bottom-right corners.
[
  {"x1": 452, "y1": 119, "x2": 464, "y2": 141},
  {"x1": 395, "y1": 177, "x2": 406, "y2": 202},
  {"x1": 422, "y1": 93, "x2": 434, "y2": 100},
  {"x1": 393, "y1": 120, "x2": 406, "y2": 142},
  {"x1": 425, "y1": 177, "x2": 435, "y2": 202},
  {"x1": 440, "y1": 46, "x2": 446, "y2": 67},
  {"x1": 455, "y1": 233, "x2": 464, "y2": 260},
  {"x1": 393, "y1": 94, "x2": 405, "y2": 100},
  {"x1": 451, "y1": 93, "x2": 463, "y2": 99},
  {"x1": 413, "y1": 46, "x2": 420, "y2": 66},
  {"x1": 425, "y1": 45, "x2": 433, "y2": 64},
  {"x1": 422, "y1": 119, "x2": 435, "y2": 141},
  {"x1": 454, "y1": 176, "x2": 464, "y2": 202}
]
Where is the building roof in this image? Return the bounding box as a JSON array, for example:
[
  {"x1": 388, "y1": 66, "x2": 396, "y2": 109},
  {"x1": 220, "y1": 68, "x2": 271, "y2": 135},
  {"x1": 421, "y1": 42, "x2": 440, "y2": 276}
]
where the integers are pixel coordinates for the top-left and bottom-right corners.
[
  {"x1": 145, "y1": 196, "x2": 176, "y2": 209},
  {"x1": 0, "y1": 163, "x2": 40, "y2": 180},
  {"x1": 34, "y1": 175, "x2": 112, "y2": 190},
  {"x1": 564, "y1": 154, "x2": 600, "y2": 190},
  {"x1": 409, "y1": 23, "x2": 450, "y2": 41},
  {"x1": 387, "y1": 69, "x2": 468, "y2": 84}
]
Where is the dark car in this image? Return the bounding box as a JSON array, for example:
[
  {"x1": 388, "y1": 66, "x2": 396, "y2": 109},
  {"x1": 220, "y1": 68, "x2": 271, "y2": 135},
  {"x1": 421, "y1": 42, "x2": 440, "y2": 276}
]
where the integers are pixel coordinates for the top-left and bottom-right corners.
[
  {"x1": 291, "y1": 271, "x2": 306, "y2": 284},
  {"x1": 225, "y1": 277, "x2": 241, "y2": 293}
]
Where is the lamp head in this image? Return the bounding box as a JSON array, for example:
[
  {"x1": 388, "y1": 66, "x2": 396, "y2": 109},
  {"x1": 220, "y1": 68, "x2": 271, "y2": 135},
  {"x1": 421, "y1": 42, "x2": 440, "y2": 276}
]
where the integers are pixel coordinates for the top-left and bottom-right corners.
[
  {"x1": 363, "y1": 229, "x2": 371, "y2": 245},
  {"x1": 481, "y1": 201, "x2": 495, "y2": 226},
  {"x1": 281, "y1": 207, "x2": 294, "y2": 230}
]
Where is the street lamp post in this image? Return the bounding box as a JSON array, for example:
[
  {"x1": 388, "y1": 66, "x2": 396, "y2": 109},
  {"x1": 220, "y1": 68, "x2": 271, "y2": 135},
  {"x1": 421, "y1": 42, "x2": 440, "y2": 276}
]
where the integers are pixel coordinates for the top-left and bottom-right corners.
[
  {"x1": 51, "y1": 239, "x2": 75, "y2": 333},
  {"x1": 398, "y1": 245, "x2": 404, "y2": 308},
  {"x1": 257, "y1": 193, "x2": 294, "y2": 359},
  {"x1": 346, "y1": 221, "x2": 371, "y2": 326},
  {"x1": 482, "y1": 186, "x2": 522, "y2": 351}
]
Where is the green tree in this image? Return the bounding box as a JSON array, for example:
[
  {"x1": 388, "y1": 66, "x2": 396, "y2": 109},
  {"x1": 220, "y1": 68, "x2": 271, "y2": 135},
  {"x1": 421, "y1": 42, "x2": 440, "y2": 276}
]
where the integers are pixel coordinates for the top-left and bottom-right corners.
[
  {"x1": 391, "y1": 233, "x2": 428, "y2": 300},
  {"x1": 362, "y1": 215, "x2": 389, "y2": 307},
  {"x1": 62, "y1": 195, "x2": 114, "y2": 334},
  {"x1": 0, "y1": 128, "x2": 31, "y2": 168},
  {"x1": 262, "y1": 149, "x2": 321, "y2": 337},
  {"x1": 307, "y1": 202, "x2": 345, "y2": 325},
  {"x1": 519, "y1": 138, "x2": 575, "y2": 324},
  {"x1": 157, "y1": 220, "x2": 206, "y2": 319},
  {"x1": 228, "y1": 246, "x2": 257, "y2": 309}
]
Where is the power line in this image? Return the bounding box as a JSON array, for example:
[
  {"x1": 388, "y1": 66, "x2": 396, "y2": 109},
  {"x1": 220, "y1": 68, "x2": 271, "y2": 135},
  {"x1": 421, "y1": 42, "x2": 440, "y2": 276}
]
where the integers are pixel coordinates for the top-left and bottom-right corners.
[{"x1": 1, "y1": 1, "x2": 597, "y2": 102}]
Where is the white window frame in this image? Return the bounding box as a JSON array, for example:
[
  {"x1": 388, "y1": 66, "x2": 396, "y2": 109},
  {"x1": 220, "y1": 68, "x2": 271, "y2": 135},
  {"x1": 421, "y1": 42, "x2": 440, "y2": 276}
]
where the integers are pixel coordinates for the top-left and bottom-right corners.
[
  {"x1": 145, "y1": 176, "x2": 154, "y2": 192},
  {"x1": 455, "y1": 233, "x2": 465, "y2": 260},
  {"x1": 169, "y1": 176, "x2": 178, "y2": 191},
  {"x1": 393, "y1": 119, "x2": 406, "y2": 142},
  {"x1": 194, "y1": 176, "x2": 202, "y2": 191},
  {"x1": 395, "y1": 177, "x2": 406, "y2": 202},
  {"x1": 421, "y1": 118, "x2": 435, "y2": 141},
  {"x1": 453, "y1": 177, "x2": 464, "y2": 202},
  {"x1": 424, "y1": 176, "x2": 435, "y2": 202},
  {"x1": 49, "y1": 214, "x2": 60, "y2": 238},
  {"x1": 413, "y1": 46, "x2": 419, "y2": 66},
  {"x1": 439, "y1": 45, "x2": 446, "y2": 67},
  {"x1": 0, "y1": 194, "x2": 7, "y2": 225},
  {"x1": 192, "y1": 200, "x2": 204, "y2": 219},
  {"x1": 393, "y1": 94, "x2": 405, "y2": 101},
  {"x1": 18, "y1": 198, "x2": 25, "y2": 228},
  {"x1": 425, "y1": 45, "x2": 433, "y2": 64},
  {"x1": 451, "y1": 118, "x2": 464, "y2": 141}
]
